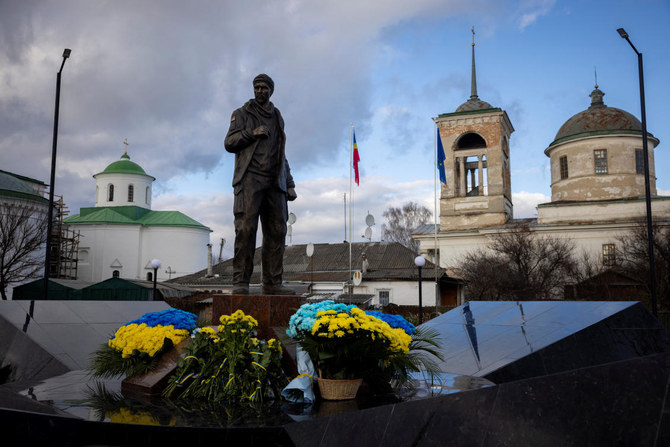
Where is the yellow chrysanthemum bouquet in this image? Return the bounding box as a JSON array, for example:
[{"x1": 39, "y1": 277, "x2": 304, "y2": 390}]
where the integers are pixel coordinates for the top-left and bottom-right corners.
[
  {"x1": 163, "y1": 310, "x2": 287, "y2": 403},
  {"x1": 287, "y1": 301, "x2": 442, "y2": 393},
  {"x1": 90, "y1": 309, "x2": 197, "y2": 379}
]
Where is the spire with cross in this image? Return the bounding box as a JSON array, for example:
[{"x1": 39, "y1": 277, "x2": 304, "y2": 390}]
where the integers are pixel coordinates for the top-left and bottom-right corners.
[{"x1": 470, "y1": 26, "x2": 479, "y2": 100}]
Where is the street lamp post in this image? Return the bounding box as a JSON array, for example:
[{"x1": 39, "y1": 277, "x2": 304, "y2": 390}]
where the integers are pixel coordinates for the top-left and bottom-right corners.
[
  {"x1": 151, "y1": 259, "x2": 161, "y2": 301},
  {"x1": 415, "y1": 255, "x2": 426, "y2": 324},
  {"x1": 617, "y1": 28, "x2": 658, "y2": 317},
  {"x1": 44, "y1": 48, "x2": 71, "y2": 300}
]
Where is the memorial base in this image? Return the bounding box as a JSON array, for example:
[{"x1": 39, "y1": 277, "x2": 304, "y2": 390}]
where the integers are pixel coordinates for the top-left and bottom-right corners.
[{"x1": 212, "y1": 293, "x2": 301, "y2": 339}]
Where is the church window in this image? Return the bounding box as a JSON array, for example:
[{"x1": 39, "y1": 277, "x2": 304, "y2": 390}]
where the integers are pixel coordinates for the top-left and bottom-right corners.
[
  {"x1": 146, "y1": 186, "x2": 151, "y2": 204},
  {"x1": 635, "y1": 149, "x2": 645, "y2": 174},
  {"x1": 128, "y1": 184, "x2": 134, "y2": 202},
  {"x1": 108, "y1": 184, "x2": 114, "y2": 201},
  {"x1": 456, "y1": 133, "x2": 487, "y2": 150},
  {"x1": 560, "y1": 156, "x2": 568, "y2": 179},
  {"x1": 147, "y1": 272, "x2": 153, "y2": 281},
  {"x1": 95, "y1": 186, "x2": 99, "y2": 204},
  {"x1": 112, "y1": 270, "x2": 120, "y2": 278},
  {"x1": 594, "y1": 150, "x2": 608, "y2": 174},
  {"x1": 602, "y1": 244, "x2": 616, "y2": 266},
  {"x1": 378, "y1": 290, "x2": 391, "y2": 306}
]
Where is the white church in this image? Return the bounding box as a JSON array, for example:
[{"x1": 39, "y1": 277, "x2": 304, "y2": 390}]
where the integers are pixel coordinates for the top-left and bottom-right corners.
[
  {"x1": 414, "y1": 37, "x2": 669, "y2": 294},
  {"x1": 64, "y1": 147, "x2": 211, "y2": 283}
]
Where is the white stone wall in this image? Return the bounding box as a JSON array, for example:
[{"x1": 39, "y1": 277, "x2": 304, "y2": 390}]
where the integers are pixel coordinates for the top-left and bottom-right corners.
[
  {"x1": 74, "y1": 223, "x2": 209, "y2": 282},
  {"x1": 93, "y1": 172, "x2": 153, "y2": 209},
  {"x1": 546, "y1": 134, "x2": 658, "y2": 202},
  {"x1": 416, "y1": 217, "x2": 670, "y2": 273},
  {"x1": 354, "y1": 279, "x2": 438, "y2": 307}
]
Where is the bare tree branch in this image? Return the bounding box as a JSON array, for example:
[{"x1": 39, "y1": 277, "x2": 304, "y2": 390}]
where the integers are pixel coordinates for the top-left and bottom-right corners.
[
  {"x1": 458, "y1": 223, "x2": 578, "y2": 300},
  {"x1": 0, "y1": 201, "x2": 47, "y2": 300},
  {"x1": 381, "y1": 201, "x2": 432, "y2": 254}
]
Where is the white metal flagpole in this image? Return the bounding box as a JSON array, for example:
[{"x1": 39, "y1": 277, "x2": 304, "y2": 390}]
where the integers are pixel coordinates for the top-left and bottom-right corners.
[
  {"x1": 349, "y1": 124, "x2": 354, "y2": 298},
  {"x1": 434, "y1": 121, "x2": 440, "y2": 308}
]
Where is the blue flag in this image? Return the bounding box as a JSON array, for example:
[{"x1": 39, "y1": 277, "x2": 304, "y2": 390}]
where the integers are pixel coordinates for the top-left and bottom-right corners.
[{"x1": 437, "y1": 128, "x2": 447, "y2": 185}]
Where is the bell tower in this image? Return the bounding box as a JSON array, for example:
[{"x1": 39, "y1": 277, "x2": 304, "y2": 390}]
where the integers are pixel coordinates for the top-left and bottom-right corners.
[{"x1": 435, "y1": 29, "x2": 514, "y2": 230}]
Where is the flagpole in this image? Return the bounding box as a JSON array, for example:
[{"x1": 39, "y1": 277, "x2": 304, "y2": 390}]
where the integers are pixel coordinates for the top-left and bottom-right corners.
[
  {"x1": 349, "y1": 124, "x2": 354, "y2": 299},
  {"x1": 434, "y1": 122, "x2": 439, "y2": 308}
]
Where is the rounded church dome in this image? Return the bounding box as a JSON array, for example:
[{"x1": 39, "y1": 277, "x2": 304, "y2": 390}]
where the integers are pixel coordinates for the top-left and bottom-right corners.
[
  {"x1": 455, "y1": 97, "x2": 494, "y2": 113},
  {"x1": 94, "y1": 153, "x2": 154, "y2": 180},
  {"x1": 98, "y1": 154, "x2": 149, "y2": 176},
  {"x1": 0, "y1": 171, "x2": 47, "y2": 204},
  {"x1": 551, "y1": 87, "x2": 645, "y2": 145},
  {"x1": 0, "y1": 171, "x2": 37, "y2": 196}
]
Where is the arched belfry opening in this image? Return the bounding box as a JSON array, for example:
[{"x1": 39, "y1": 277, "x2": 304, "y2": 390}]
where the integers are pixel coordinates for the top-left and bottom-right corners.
[
  {"x1": 456, "y1": 132, "x2": 487, "y2": 150},
  {"x1": 455, "y1": 133, "x2": 489, "y2": 197}
]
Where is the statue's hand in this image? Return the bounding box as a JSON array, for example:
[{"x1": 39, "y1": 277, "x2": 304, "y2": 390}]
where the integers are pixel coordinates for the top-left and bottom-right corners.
[
  {"x1": 287, "y1": 188, "x2": 297, "y2": 201},
  {"x1": 252, "y1": 125, "x2": 270, "y2": 139}
]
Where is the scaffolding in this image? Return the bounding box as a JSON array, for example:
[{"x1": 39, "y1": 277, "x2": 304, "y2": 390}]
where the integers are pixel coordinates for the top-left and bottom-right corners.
[{"x1": 47, "y1": 196, "x2": 80, "y2": 279}]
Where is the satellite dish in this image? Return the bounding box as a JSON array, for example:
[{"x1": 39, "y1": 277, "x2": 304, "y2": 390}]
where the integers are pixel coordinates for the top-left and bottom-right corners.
[
  {"x1": 287, "y1": 213, "x2": 297, "y2": 225},
  {"x1": 365, "y1": 213, "x2": 375, "y2": 227},
  {"x1": 287, "y1": 226, "x2": 293, "y2": 236},
  {"x1": 306, "y1": 242, "x2": 314, "y2": 257},
  {"x1": 353, "y1": 270, "x2": 362, "y2": 286},
  {"x1": 364, "y1": 227, "x2": 372, "y2": 240}
]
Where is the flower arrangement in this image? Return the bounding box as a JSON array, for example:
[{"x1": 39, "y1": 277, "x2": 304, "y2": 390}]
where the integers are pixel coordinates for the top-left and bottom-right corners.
[
  {"x1": 163, "y1": 310, "x2": 287, "y2": 403},
  {"x1": 90, "y1": 309, "x2": 198, "y2": 378},
  {"x1": 365, "y1": 310, "x2": 416, "y2": 335},
  {"x1": 286, "y1": 301, "x2": 441, "y2": 393}
]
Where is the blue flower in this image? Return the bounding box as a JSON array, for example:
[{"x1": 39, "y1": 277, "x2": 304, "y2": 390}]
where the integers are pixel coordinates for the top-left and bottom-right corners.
[
  {"x1": 365, "y1": 311, "x2": 416, "y2": 335},
  {"x1": 125, "y1": 309, "x2": 198, "y2": 331},
  {"x1": 287, "y1": 301, "x2": 356, "y2": 338}
]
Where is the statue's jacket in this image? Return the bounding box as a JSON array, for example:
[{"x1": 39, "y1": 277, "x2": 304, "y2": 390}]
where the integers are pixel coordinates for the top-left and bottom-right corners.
[{"x1": 224, "y1": 100, "x2": 294, "y2": 195}]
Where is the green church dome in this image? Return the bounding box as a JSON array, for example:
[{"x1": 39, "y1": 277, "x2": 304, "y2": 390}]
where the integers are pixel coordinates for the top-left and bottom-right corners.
[{"x1": 94, "y1": 153, "x2": 154, "y2": 179}]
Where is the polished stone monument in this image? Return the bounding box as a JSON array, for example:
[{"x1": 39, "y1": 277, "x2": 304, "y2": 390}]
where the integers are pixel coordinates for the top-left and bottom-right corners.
[{"x1": 2, "y1": 300, "x2": 669, "y2": 445}]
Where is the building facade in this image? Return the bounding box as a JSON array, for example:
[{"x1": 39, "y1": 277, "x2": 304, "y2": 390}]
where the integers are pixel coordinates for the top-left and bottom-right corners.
[
  {"x1": 414, "y1": 40, "x2": 667, "y2": 301},
  {"x1": 64, "y1": 149, "x2": 211, "y2": 283}
]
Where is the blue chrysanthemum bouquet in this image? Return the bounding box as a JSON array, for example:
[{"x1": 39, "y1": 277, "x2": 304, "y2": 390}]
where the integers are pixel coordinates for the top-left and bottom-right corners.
[
  {"x1": 90, "y1": 308, "x2": 198, "y2": 378},
  {"x1": 286, "y1": 301, "x2": 441, "y2": 393}
]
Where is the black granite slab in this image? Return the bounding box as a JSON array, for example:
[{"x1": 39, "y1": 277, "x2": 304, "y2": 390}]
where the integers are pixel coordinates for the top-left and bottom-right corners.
[
  {"x1": 2, "y1": 300, "x2": 670, "y2": 446},
  {"x1": 282, "y1": 352, "x2": 670, "y2": 447},
  {"x1": 0, "y1": 300, "x2": 172, "y2": 381},
  {"x1": 422, "y1": 301, "x2": 670, "y2": 383}
]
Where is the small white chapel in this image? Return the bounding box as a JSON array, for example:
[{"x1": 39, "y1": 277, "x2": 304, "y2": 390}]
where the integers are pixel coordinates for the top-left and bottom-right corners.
[{"x1": 64, "y1": 144, "x2": 211, "y2": 283}]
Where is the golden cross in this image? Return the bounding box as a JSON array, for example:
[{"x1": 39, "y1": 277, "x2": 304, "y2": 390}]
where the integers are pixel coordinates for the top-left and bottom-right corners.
[{"x1": 123, "y1": 138, "x2": 129, "y2": 155}]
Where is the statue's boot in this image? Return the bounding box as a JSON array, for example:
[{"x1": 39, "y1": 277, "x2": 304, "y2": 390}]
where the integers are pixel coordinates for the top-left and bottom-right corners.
[{"x1": 232, "y1": 284, "x2": 249, "y2": 295}]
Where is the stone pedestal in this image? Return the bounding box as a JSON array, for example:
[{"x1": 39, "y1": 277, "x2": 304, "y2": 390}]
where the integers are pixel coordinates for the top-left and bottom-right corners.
[{"x1": 212, "y1": 293, "x2": 301, "y2": 340}]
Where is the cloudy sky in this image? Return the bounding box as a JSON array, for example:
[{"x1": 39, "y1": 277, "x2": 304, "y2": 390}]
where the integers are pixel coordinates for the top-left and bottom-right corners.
[{"x1": 2, "y1": 0, "x2": 669, "y2": 260}]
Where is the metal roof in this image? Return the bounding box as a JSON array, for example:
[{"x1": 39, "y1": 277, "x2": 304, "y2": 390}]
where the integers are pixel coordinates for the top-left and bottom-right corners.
[
  {"x1": 93, "y1": 153, "x2": 155, "y2": 180},
  {"x1": 171, "y1": 241, "x2": 453, "y2": 286},
  {"x1": 64, "y1": 206, "x2": 211, "y2": 230},
  {"x1": 550, "y1": 87, "x2": 658, "y2": 147}
]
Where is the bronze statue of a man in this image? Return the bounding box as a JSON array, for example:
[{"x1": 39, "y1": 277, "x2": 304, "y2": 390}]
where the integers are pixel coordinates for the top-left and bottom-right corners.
[{"x1": 224, "y1": 74, "x2": 297, "y2": 295}]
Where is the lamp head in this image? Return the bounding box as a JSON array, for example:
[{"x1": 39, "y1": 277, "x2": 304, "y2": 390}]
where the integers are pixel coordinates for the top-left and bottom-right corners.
[
  {"x1": 617, "y1": 28, "x2": 628, "y2": 39},
  {"x1": 150, "y1": 259, "x2": 161, "y2": 269},
  {"x1": 62, "y1": 49, "x2": 71, "y2": 59},
  {"x1": 414, "y1": 256, "x2": 426, "y2": 268}
]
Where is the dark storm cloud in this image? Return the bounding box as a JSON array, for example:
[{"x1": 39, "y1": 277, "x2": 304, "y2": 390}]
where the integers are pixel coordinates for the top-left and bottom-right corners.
[{"x1": 0, "y1": 0, "x2": 507, "y2": 231}]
